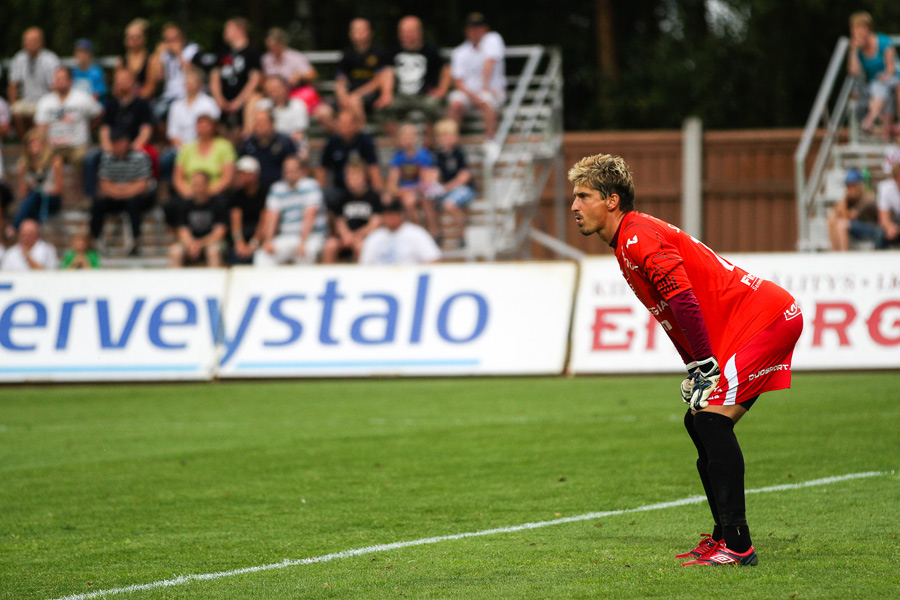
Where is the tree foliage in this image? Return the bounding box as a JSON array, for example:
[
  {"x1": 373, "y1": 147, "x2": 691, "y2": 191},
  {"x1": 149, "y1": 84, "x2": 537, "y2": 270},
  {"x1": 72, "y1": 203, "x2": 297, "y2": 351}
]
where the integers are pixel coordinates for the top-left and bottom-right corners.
[{"x1": 3, "y1": 0, "x2": 900, "y2": 130}]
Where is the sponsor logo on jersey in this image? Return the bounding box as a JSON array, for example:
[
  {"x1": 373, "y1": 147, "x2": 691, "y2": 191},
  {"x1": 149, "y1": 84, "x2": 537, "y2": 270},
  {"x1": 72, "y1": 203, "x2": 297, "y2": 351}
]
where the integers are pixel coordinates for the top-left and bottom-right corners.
[
  {"x1": 625, "y1": 235, "x2": 638, "y2": 248},
  {"x1": 740, "y1": 273, "x2": 762, "y2": 291},
  {"x1": 748, "y1": 363, "x2": 790, "y2": 381},
  {"x1": 783, "y1": 302, "x2": 801, "y2": 321}
]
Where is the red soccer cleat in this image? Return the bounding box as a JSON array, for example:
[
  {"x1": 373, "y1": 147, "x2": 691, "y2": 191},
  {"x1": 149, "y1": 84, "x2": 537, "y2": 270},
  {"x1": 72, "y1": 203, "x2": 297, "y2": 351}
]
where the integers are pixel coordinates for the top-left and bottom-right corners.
[
  {"x1": 675, "y1": 533, "x2": 719, "y2": 559},
  {"x1": 681, "y1": 541, "x2": 759, "y2": 566}
]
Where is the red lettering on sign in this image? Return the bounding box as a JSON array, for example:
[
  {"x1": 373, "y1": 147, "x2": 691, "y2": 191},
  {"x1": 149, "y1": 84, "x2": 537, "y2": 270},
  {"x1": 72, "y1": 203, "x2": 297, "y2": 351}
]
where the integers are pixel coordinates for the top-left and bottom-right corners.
[
  {"x1": 591, "y1": 307, "x2": 633, "y2": 350},
  {"x1": 812, "y1": 302, "x2": 856, "y2": 347},
  {"x1": 866, "y1": 300, "x2": 900, "y2": 346},
  {"x1": 645, "y1": 314, "x2": 658, "y2": 350}
]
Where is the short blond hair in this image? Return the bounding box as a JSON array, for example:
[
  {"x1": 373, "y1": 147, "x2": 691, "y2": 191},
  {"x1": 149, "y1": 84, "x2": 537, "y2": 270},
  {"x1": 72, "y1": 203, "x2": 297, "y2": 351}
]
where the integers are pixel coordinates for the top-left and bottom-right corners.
[
  {"x1": 568, "y1": 153, "x2": 636, "y2": 211},
  {"x1": 849, "y1": 11, "x2": 873, "y2": 30},
  {"x1": 434, "y1": 118, "x2": 458, "y2": 136}
]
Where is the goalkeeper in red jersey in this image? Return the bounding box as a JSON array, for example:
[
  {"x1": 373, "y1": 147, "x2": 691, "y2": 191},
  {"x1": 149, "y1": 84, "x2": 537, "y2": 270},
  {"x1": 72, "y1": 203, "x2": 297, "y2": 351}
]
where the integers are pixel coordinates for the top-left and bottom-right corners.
[{"x1": 569, "y1": 153, "x2": 803, "y2": 567}]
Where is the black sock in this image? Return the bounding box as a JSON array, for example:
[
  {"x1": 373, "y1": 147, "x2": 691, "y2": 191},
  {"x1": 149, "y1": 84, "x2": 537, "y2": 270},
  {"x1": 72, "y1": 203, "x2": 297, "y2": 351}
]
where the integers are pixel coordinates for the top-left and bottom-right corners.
[
  {"x1": 693, "y1": 411, "x2": 752, "y2": 552},
  {"x1": 684, "y1": 410, "x2": 721, "y2": 537}
]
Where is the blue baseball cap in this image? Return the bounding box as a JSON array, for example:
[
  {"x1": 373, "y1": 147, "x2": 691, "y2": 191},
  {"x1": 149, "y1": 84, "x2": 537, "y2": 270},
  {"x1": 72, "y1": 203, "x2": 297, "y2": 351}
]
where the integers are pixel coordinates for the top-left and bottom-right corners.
[
  {"x1": 845, "y1": 168, "x2": 863, "y2": 185},
  {"x1": 75, "y1": 38, "x2": 94, "y2": 53}
]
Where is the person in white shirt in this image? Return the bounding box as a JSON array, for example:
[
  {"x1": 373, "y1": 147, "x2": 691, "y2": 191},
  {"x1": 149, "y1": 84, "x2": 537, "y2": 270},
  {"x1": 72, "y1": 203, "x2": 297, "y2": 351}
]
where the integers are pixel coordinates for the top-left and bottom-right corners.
[
  {"x1": 250, "y1": 75, "x2": 309, "y2": 149},
  {"x1": 162, "y1": 67, "x2": 221, "y2": 185},
  {"x1": 149, "y1": 23, "x2": 200, "y2": 122},
  {"x1": 34, "y1": 67, "x2": 104, "y2": 166},
  {"x1": 876, "y1": 162, "x2": 900, "y2": 247},
  {"x1": 359, "y1": 199, "x2": 442, "y2": 265},
  {"x1": 1, "y1": 219, "x2": 59, "y2": 271},
  {"x1": 254, "y1": 156, "x2": 327, "y2": 266},
  {"x1": 447, "y1": 12, "x2": 507, "y2": 139},
  {"x1": 8, "y1": 27, "x2": 60, "y2": 139}
]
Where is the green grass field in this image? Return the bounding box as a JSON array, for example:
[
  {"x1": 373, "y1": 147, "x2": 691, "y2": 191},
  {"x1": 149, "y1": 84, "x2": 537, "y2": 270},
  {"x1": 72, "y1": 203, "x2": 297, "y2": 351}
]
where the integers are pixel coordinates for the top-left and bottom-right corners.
[{"x1": 2, "y1": 373, "x2": 898, "y2": 600}]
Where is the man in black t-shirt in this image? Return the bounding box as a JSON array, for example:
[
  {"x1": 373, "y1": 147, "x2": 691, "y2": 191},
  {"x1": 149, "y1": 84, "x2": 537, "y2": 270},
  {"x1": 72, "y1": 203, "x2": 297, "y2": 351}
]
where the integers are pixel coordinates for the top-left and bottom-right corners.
[
  {"x1": 316, "y1": 109, "x2": 383, "y2": 207},
  {"x1": 169, "y1": 171, "x2": 228, "y2": 267},
  {"x1": 211, "y1": 17, "x2": 262, "y2": 137},
  {"x1": 334, "y1": 18, "x2": 391, "y2": 124},
  {"x1": 386, "y1": 16, "x2": 450, "y2": 124},
  {"x1": 228, "y1": 156, "x2": 268, "y2": 264},
  {"x1": 322, "y1": 159, "x2": 383, "y2": 263}
]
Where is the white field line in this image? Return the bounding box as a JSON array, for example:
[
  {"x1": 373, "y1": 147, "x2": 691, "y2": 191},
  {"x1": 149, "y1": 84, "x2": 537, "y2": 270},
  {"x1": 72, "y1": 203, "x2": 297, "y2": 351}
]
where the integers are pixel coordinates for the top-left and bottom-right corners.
[{"x1": 50, "y1": 470, "x2": 887, "y2": 600}]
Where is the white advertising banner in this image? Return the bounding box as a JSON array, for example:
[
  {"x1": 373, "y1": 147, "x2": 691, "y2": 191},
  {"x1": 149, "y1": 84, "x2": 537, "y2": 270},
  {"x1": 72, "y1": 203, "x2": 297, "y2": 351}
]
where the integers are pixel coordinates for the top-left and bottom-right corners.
[
  {"x1": 216, "y1": 262, "x2": 577, "y2": 377},
  {"x1": 0, "y1": 270, "x2": 226, "y2": 382},
  {"x1": 569, "y1": 252, "x2": 900, "y2": 374}
]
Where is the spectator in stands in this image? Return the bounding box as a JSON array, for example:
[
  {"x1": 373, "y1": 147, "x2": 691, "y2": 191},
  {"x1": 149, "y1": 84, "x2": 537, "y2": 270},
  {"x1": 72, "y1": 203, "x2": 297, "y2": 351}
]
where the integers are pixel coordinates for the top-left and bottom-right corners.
[
  {"x1": 35, "y1": 67, "x2": 104, "y2": 168},
  {"x1": 244, "y1": 76, "x2": 309, "y2": 152},
  {"x1": 116, "y1": 19, "x2": 158, "y2": 99},
  {"x1": 228, "y1": 156, "x2": 267, "y2": 264},
  {"x1": 90, "y1": 128, "x2": 155, "y2": 255},
  {"x1": 386, "y1": 123, "x2": 437, "y2": 235},
  {"x1": 322, "y1": 159, "x2": 383, "y2": 263},
  {"x1": 0, "y1": 219, "x2": 58, "y2": 271},
  {"x1": 9, "y1": 129, "x2": 63, "y2": 234},
  {"x1": 162, "y1": 67, "x2": 221, "y2": 185},
  {"x1": 210, "y1": 17, "x2": 263, "y2": 141},
  {"x1": 84, "y1": 68, "x2": 155, "y2": 203},
  {"x1": 8, "y1": 27, "x2": 60, "y2": 139},
  {"x1": 848, "y1": 11, "x2": 900, "y2": 137},
  {"x1": 255, "y1": 155, "x2": 327, "y2": 266},
  {"x1": 71, "y1": 39, "x2": 107, "y2": 101},
  {"x1": 261, "y1": 27, "x2": 327, "y2": 127},
  {"x1": 317, "y1": 109, "x2": 383, "y2": 208},
  {"x1": 359, "y1": 198, "x2": 441, "y2": 264},
  {"x1": 333, "y1": 18, "x2": 392, "y2": 125},
  {"x1": 148, "y1": 22, "x2": 200, "y2": 126},
  {"x1": 386, "y1": 16, "x2": 451, "y2": 130},
  {"x1": 876, "y1": 162, "x2": 900, "y2": 247},
  {"x1": 0, "y1": 97, "x2": 13, "y2": 241},
  {"x1": 827, "y1": 168, "x2": 883, "y2": 251},
  {"x1": 239, "y1": 108, "x2": 297, "y2": 194},
  {"x1": 166, "y1": 114, "x2": 236, "y2": 227},
  {"x1": 169, "y1": 171, "x2": 228, "y2": 267},
  {"x1": 425, "y1": 118, "x2": 475, "y2": 243},
  {"x1": 61, "y1": 230, "x2": 101, "y2": 269},
  {"x1": 448, "y1": 13, "x2": 507, "y2": 141}
]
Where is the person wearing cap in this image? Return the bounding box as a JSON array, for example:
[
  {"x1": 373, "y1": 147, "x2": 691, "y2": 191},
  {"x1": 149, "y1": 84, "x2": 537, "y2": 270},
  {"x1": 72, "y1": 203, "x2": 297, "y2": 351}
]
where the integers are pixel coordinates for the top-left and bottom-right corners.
[
  {"x1": 359, "y1": 197, "x2": 441, "y2": 265},
  {"x1": 228, "y1": 155, "x2": 268, "y2": 264},
  {"x1": 71, "y1": 39, "x2": 108, "y2": 101},
  {"x1": 827, "y1": 167, "x2": 883, "y2": 251},
  {"x1": 447, "y1": 12, "x2": 507, "y2": 140},
  {"x1": 34, "y1": 66, "x2": 104, "y2": 168},
  {"x1": 90, "y1": 127, "x2": 155, "y2": 256}
]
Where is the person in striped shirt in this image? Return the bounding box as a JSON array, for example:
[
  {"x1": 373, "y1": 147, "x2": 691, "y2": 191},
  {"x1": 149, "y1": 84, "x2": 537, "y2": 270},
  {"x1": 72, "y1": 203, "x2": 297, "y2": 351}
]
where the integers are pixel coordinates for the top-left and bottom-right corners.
[{"x1": 254, "y1": 155, "x2": 326, "y2": 266}]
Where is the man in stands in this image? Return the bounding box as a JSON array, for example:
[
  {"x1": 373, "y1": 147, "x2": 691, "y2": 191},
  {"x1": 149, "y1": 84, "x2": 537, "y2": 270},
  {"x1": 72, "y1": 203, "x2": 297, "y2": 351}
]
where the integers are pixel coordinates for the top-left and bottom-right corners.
[
  {"x1": 316, "y1": 109, "x2": 382, "y2": 208},
  {"x1": 448, "y1": 13, "x2": 507, "y2": 140},
  {"x1": 876, "y1": 162, "x2": 900, "y2": 247},
  {"x1": 8, "y1": 27, "x2": 60, "y2": 139},
  {"x1": 34, "y1": 67, "x2": 104, "y2": 168},
  {"x1": 333, "y1": 18, "x2": 392, "y2": 125},
  {"x1": 169, "y1": 171, "x2": 228, "y2": 267},
  {"x1": 90, "y1": 128, "x2": 155, "y2": 256},
  {"x1": 386, "y1": 16, "x2": 451, "y2": 129},
  {"x1": 569, "y1": 153, "x2": 802, "y2": 567},
  {"x1": 228, "y1": 156, "x2": 268, "y2": 264},
  {"x1": 322, "y1": 159, "x2": 383, "y2": 263},
  {"x1": 238, "y1": 109, "x2": 297, "y2": 194},
  {"x1": 359, "y1": 198, "x2": 441, "y2": 265},
  {"x1": 254, "y1": 156, "x2": 327, "y2": 266},
  {"x1": 210, "y1": 17, "x2": 262, "y2": 141},
  {"x1": 0, "y1": 219, "x2": 58, "y2": 271}
]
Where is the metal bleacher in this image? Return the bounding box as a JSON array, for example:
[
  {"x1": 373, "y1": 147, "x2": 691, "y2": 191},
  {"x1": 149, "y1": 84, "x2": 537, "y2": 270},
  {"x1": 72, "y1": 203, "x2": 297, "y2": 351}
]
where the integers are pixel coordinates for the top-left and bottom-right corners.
[
  {"x1": 2, "y1": 45, "x2": 567, "y2": 266},
  {"x1": 794, "y1": 35, "x2": 900, "y2": 251}
]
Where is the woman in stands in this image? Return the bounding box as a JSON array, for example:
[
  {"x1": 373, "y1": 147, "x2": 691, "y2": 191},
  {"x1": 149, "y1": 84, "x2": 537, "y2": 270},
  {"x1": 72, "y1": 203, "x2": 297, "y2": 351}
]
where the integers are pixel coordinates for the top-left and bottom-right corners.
[
  {"x1": 7, "y1": 129, "x2": 64, "y2": 236},
  {"x1": 848, "y1": 11, "x2": 900, "y2": 137},
  {"x1": 116, "y1": 18, "x2": 159, "y2": 99}
]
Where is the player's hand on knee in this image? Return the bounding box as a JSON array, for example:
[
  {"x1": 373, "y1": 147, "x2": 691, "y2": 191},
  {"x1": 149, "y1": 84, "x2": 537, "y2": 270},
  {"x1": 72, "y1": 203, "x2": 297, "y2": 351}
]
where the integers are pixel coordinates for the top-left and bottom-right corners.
[{"x1": 686, "y1": 356, "x2": 720, "y2": 411}]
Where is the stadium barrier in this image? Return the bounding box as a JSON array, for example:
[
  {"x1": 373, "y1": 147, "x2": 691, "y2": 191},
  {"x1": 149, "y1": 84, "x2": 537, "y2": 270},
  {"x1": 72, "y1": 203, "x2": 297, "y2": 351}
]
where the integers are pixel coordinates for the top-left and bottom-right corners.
[
  {"x1": 0, "y1": 263, "x2": 577, "y2": 382},
  {"x1": 1, "y1": 254, "x2": 896, "y2": 382}
]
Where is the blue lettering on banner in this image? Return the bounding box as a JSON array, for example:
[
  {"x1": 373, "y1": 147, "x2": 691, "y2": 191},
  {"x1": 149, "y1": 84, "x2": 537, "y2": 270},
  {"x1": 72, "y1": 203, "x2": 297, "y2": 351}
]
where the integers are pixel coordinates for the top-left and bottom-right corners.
[
  {"x1": 0, "y1": 274, "x2": 494, "y2": 373},
  {"x1": 0, "y1": 299, "x2": 47, "y2": 351}
]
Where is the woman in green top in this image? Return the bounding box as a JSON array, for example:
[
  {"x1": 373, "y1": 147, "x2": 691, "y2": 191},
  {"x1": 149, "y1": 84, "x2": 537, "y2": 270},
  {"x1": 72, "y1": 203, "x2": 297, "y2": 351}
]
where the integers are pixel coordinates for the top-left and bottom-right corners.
[
  {"x1": 172, "y1": 114, "x2": 237, "y2": 199},
  {"x1": 61, "y1": 231, "x2": 101, "y2": 269}
]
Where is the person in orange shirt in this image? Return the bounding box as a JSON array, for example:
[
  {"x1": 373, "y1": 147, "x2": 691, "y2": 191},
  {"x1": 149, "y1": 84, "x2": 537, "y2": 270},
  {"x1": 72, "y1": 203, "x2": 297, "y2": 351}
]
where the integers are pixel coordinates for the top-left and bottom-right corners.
[{"x1": 569, "y1": 153, "x2": 803, "y2": 567}]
